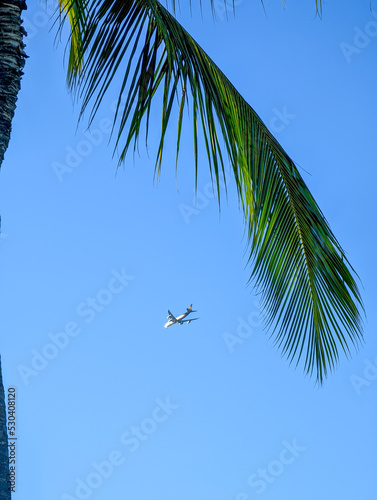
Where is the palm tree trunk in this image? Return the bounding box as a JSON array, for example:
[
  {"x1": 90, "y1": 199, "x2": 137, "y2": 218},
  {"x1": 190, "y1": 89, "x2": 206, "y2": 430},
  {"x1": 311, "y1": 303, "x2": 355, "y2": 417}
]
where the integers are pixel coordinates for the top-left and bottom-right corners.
[
  {"x1": 0, "y1": 0, "x2": 27, "y2": 168},
  {"x1": 0, "y1": 357, "x2": 11, "y2": 499}
]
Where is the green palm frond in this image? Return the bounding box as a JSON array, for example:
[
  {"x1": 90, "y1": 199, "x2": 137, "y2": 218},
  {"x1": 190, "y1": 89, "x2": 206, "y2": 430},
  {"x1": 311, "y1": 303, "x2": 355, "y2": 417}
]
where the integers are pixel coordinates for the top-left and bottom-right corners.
[
  {"x1": 58, "y1": 0, "x2": 87, "y2": 84},
  {"x1": 164, "y1": 1, "x2": 323, "y2": 18},
  {"x1": 61, "y1": 0, "x2": 362, "y2": 383}
]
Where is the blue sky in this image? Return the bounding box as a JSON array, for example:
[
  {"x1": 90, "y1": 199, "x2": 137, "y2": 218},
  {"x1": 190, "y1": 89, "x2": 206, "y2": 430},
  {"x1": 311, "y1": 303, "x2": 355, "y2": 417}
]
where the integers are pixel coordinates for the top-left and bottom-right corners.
[{"x1": 1, "y1": 1, "x2": 377, "y2": 499}]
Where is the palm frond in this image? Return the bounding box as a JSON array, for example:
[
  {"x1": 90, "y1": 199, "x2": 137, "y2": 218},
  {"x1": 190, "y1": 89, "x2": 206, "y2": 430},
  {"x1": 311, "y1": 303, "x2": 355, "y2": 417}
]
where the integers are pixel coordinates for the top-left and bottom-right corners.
[
  {"x1": 62, "y1": 0, "x2": 362, "y2": 383},
  {"x1": 58, "y1": 0, "x2": 88, "y2": 84},
  {"x1": 163, "y1": 1, "x2": 323, "y2": 18}
]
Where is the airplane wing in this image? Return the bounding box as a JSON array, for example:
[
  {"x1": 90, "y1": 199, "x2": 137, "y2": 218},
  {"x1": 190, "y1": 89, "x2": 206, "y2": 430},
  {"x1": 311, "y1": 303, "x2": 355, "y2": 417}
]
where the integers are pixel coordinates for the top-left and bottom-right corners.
[
  {"x1": 180, "y1": 318, "x2": 199, "y2": 324},
  {"x1": 165, "y1": 310, "x2": 177, "y2": 328},
  {"x1": 167, "y1": 310, "x2": 177, "y2": 321}
]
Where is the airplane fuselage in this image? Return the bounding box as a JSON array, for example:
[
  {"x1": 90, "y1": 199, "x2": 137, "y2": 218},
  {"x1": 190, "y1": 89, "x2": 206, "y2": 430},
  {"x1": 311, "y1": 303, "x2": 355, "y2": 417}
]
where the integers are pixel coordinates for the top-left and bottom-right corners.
[
  {"x1": 175, "y1": 312, "x2": 189, "y2": 322},
  {"x1": 164, "y1": 305, "x2": 198, "y2": 328}
]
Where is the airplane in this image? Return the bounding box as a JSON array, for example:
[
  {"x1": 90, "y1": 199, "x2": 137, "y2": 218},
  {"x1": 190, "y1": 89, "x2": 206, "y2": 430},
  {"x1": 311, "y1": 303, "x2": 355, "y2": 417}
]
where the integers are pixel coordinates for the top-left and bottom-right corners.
[{"x1": 164, "y1": 304, "x2": 199, "y2": 328}]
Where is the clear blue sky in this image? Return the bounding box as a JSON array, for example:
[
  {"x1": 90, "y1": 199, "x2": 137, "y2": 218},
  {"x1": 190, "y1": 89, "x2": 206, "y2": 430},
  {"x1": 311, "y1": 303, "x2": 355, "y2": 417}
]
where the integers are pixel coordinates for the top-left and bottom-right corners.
[{"x1": 1, "y1": 1, "x2": 376, "y2": 499}]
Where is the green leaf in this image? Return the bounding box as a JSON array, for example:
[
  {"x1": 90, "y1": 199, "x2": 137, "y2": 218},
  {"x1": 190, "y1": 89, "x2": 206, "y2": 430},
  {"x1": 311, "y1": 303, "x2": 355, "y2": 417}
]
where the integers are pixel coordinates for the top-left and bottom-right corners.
[{"x1": 60, "y1": 0, "x2": 362, "y2": 383}]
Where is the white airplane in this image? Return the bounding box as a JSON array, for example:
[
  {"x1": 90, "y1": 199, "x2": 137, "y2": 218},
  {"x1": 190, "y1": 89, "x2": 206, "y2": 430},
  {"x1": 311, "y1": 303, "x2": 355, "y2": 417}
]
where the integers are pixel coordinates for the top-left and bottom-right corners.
[{"x1": 164, "y1": 304, "x2": 198, "y2": 328}]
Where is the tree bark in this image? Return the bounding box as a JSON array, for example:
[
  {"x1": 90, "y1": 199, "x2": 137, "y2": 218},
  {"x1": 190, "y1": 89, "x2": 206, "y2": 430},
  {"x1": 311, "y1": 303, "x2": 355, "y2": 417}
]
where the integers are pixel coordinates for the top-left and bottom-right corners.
[
  {"x1": 0, "y1": 0, "x2": 27, "y2": 168},
  {"x1": 0, "y1": 357, "x2": 10, "y2": 500}
]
